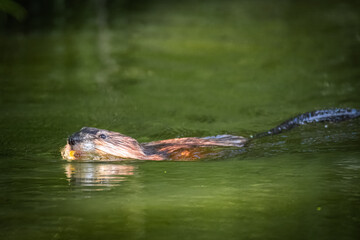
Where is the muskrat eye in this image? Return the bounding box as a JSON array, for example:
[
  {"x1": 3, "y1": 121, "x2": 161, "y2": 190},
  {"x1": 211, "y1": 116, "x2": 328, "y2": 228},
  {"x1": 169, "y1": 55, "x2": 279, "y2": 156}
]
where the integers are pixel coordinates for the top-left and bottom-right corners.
[{"x1": 99, "y1": 134, "x2": 107, "y2": 139}]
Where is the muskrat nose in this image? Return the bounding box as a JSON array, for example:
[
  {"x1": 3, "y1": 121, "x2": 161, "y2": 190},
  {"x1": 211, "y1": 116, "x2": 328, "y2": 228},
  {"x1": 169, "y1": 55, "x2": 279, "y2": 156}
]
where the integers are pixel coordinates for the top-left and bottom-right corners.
[
  {"x1": 68, "y1": 136, "x2": 76, "y2": 145},
  {"x1": 68, "y1": 135, "x2": 81, "y2": 146}
]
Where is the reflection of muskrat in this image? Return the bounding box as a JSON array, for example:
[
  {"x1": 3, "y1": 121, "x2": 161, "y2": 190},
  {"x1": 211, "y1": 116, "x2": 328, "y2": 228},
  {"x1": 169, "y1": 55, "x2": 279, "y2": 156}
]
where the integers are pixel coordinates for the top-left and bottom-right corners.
[{"x1": 62, "y1": 108, "x2": 360, "y2": 161}]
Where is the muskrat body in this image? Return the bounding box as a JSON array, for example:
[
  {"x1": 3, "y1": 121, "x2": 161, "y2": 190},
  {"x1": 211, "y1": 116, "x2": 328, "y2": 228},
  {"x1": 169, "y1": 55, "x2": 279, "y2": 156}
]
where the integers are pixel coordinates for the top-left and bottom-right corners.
[
  {"x1": 61, "y1": 127, "x2": 246, "y2": 161},
  {"x1": 61, "y1": 108, "x2": 360, "y2": 161}
]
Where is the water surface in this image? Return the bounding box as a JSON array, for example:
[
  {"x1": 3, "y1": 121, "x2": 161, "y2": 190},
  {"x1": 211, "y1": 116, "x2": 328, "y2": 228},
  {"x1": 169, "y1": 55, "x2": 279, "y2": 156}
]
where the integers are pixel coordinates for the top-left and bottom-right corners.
[{"x1": 1, "y1": 0, "x2": 360, "y2": 239}]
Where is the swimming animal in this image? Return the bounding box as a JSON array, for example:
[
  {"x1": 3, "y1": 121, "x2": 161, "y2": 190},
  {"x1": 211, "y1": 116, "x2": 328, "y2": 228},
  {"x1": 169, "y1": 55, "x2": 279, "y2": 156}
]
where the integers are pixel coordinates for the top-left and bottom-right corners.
[{"x1": 61, "y1": 108, "x2": 360, "y2": 161}]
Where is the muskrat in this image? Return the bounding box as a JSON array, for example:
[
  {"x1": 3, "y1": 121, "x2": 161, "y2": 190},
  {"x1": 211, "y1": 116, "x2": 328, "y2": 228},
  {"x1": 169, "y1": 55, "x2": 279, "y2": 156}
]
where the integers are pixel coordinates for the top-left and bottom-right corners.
[{"x1": 61, "y1": 108, "x2": 360, "y2": 161}]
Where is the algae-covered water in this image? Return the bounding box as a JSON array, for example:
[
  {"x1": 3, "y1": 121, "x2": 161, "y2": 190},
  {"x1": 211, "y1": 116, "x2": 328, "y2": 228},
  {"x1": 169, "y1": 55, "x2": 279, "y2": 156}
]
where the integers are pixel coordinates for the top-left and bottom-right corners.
[{"x1": 1, "y1": 0, "x2": 360, "y2": 239}]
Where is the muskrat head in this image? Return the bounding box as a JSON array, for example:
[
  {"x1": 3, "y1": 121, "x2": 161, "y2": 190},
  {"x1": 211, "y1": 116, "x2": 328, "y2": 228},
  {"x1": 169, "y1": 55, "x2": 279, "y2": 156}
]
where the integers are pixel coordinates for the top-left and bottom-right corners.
[{"x1": 61, "y1": 127, "x2": 147, "y2": 161}]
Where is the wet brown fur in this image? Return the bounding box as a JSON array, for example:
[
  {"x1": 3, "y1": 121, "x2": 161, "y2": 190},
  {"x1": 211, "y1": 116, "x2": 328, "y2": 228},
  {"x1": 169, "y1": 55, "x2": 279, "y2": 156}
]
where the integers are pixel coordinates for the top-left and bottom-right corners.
[{"x1": 62, "y1": 127, "x2": 247, "y2": 161}]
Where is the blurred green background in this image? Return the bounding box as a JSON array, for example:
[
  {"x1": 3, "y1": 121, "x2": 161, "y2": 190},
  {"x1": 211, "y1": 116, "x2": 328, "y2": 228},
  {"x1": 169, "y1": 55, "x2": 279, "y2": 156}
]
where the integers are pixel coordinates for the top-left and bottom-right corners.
[{"x1": 0, "y1": 0, "x2": 360, "y2": 239}]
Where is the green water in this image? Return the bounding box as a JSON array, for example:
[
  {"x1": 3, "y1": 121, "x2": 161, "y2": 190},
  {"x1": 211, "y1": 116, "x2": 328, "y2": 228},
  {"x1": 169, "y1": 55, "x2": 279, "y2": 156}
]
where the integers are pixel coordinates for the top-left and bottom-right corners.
[{"x1": 1, "y1": 0, "x2": 360, "y2": 239}]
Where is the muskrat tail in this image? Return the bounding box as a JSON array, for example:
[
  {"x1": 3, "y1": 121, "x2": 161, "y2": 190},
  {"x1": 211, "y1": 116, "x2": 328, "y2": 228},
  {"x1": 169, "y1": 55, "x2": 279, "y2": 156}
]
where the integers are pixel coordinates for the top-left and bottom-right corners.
[{"x1": 252, "y1": 108, "x2": 360, "y2": 139}]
